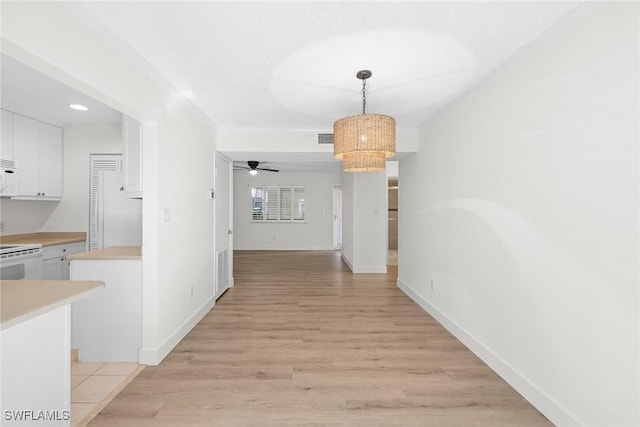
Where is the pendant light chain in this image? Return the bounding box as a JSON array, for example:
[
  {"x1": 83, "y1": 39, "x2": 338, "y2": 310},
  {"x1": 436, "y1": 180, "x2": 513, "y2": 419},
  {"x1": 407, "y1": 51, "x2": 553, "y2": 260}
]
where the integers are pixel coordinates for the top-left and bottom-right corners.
[
  {"x1": 361, "y1": 77, "x2": 367, "y2": 115},
  {"x1": 333, "y1": 69, "x2": 396, "y2": 172}
]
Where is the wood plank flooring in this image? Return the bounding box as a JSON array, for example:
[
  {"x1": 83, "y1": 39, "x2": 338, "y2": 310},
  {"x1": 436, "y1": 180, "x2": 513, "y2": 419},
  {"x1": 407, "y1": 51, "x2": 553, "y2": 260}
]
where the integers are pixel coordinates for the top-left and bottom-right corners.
[{"x1": 89, "y1": 250, "x2": 551, "y2": 426}]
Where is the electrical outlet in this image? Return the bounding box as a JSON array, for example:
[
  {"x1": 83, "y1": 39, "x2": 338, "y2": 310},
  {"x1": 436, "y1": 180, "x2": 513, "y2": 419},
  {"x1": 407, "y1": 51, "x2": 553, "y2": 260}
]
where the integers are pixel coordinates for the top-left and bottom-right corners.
[
  {"x1": 190, "y1": 286, "x2": 194, "y2": 297},
  {"x1": 0, "y1": 220, "x2": 4, "y2": 232},
  {"x1": 430, "y1": 279, "x2": 436, "y2": 291}
]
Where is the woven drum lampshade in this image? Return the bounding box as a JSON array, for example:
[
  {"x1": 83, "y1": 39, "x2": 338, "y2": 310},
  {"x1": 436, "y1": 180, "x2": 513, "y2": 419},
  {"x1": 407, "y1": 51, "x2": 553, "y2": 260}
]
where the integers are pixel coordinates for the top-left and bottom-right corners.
[
  {"x1": 333, "y1": 70, "x2": 396, "y2": 172},
  {"x1": 334, "y1": 114, "x2": 396, "y2": 172}
]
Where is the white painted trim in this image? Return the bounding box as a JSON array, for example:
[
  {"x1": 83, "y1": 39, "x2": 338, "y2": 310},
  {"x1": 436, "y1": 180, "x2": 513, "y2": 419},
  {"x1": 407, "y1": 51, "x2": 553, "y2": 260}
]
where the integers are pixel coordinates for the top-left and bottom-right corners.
[
  {"x1": 341, "y1": 252, "x2": 354, "y2": 271},
  {"x1": 352, "y1": 265, "x2": 387, "y2": 274},
  {"x1": 397, "y1": 278, "x2": 583, "y2": 427},
  {"x1": 234, "y1": 245, "x2": 335, "y2": 251},
  {"x1": 139, "y1": 296, "x2": 215, "y2": 366},
  {"x1": 340, "y1": 252, "x2": 386, "y2": 274}
]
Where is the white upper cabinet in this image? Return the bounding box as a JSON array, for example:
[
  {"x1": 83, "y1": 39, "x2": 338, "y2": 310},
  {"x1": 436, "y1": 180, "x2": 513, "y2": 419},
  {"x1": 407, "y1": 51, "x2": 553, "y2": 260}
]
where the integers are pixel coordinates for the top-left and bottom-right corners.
[
  {"x1": 122, "y1": 114, "x2": 142, "y2": 198},
  {"x1": 39, "y1": 122, "x2": 63, "y2": 198},
  {"x1": 13, "y1": 115, "x2": 40, "y2": 197},
  {"x1": 13, "y1": 113, "x2": 63, "y2": 200},
  {"x1": 1, "y1": 109, "x2": 14, "y2": 160}
]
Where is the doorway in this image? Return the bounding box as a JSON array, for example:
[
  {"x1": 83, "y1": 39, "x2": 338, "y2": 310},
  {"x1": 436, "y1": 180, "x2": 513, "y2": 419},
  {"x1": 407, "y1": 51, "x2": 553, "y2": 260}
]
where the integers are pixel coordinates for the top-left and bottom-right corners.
[
  {"x1": 388, "y1": 178, "x2": 398, "y2": 266},
  {"x1": 333, "y1": 186, "x2": 343, "y2": 250},
  {"x1": 214, "y1": 153, "x2": 233, "y2": 299}
]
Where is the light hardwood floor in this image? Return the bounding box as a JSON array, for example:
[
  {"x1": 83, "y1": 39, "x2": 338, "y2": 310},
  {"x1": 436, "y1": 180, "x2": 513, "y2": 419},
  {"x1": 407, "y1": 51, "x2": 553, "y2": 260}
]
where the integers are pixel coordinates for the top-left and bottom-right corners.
[{"x1": 89, "y1": 250, "x2": 551, "y2": 426}]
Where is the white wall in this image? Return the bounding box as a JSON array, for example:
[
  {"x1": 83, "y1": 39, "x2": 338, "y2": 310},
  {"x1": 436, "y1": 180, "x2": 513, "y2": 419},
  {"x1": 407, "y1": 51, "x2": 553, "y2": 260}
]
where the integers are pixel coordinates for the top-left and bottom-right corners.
[
  {"x1": 42, "y1": 124, "x2": 123, "y2": 233},
  {"x1": 233, "y1": 170, "x2": 341, "y2": 250},
  {"x1": 398, "y1": 3, "x2": 638, "y2": 426},
  {"x1": 341, "y1": 172, "x2": 354, "y2": 265},
  {"x1": 2, "y1": 2, "x2": 218, "y2": 365},
  {"x1": 218, "y1": 128, "x2": 418, "y2": 157},
  {"x1": 0, "y1": 200, "x2": 56, "y2": 235},
  {"x1": 341, "y1": 170, "x2": 388, "y2": 273}
]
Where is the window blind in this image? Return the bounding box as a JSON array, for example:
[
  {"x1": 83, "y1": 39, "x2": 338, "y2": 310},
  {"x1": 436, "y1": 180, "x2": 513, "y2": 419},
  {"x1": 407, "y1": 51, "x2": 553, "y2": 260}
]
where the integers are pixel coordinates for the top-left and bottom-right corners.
[{"x1": 250, "y1": 185, "x2": 306, "y2": 222}]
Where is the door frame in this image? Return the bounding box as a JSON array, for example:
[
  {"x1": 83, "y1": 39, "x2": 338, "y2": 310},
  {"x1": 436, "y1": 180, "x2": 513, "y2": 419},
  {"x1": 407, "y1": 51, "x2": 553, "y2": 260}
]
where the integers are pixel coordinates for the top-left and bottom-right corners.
[
  {"x1": 333, "y1": 185, "x2": 343, "y2": 250},
  {"x1": 214, "y1": 152, "x2": 234, "y2": 300}
]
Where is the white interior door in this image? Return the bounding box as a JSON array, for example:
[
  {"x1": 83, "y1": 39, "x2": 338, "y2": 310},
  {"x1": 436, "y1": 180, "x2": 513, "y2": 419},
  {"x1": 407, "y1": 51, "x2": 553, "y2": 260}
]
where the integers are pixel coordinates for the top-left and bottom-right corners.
[{"x1": 214, "y1": 153, "x2": 233, "y2": 299}]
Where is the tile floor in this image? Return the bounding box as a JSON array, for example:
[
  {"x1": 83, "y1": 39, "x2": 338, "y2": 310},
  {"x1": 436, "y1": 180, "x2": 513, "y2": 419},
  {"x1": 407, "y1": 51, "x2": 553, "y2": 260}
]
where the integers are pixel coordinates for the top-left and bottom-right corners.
[{"x1": 71, "y1": 362, "x2": 144, "y2": 427}]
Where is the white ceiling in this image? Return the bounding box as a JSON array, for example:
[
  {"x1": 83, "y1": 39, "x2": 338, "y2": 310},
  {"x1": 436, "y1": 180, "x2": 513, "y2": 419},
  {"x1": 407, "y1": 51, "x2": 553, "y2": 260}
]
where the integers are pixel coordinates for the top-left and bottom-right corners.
[
  {"x1": 1, "y1": 1, "x2": 584, "y2": 171},
  {"x1": 0, "y1": 54, "x2": 121, "y2": 127},
  {"x1": 70, "y1": 1, "x2": 583, "y2": 132}
]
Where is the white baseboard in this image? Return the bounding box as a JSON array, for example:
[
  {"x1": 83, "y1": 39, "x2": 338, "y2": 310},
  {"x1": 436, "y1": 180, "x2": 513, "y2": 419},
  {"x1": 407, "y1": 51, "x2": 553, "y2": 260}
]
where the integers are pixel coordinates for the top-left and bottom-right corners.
[
  {"x1": 352, "y1": 265, "x2": 387, "y2": 273},
  {"x1": 139, "y1": 296, "x2": 216, "y2": 366},
  {"x1": 340, "y1": 253, "x2": 386, "y2": 273},
  {"x1": 397, "y1": 278, "x2": 582, "y2": 427},
  {"x1": 341, "y1": 252, "x2": 354, "y2": 271},
  {"x1": 233, "y1": 245, "x2": 333, "y2": 250}
]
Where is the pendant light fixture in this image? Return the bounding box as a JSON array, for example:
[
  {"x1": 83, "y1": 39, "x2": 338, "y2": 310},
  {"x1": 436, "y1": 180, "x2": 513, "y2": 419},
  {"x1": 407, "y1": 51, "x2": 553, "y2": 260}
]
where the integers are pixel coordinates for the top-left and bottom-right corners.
[{"x1": 333, "y1": 70, "x2": 396, "y2": 172}]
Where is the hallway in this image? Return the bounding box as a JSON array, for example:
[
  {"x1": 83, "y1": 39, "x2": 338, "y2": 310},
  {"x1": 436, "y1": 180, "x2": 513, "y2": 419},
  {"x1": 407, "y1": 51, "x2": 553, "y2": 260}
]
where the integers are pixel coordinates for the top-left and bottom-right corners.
[{"x1": 89, "y1": 251, "x2": 550, "y2": 426}]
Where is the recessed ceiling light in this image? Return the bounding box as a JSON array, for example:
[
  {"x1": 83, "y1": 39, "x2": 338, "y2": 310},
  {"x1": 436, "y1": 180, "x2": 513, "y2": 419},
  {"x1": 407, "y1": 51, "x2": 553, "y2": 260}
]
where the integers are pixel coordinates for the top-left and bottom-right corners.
[{"x1": 69, "y1": 104, "x2": 88, "y2": 111}]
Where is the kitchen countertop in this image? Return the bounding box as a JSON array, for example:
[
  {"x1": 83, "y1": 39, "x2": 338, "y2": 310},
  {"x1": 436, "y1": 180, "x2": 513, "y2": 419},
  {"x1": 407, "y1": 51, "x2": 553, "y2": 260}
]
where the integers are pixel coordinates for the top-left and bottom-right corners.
[
  {"x1": 0, "y1": 232, "x2": 87, "y2": 247},
  {"x1": 68, "y1": 246, "x2": 142, "y2": 261},
  {"x1": 1, "y1": 280, "x2": 104, "y2": 331}
]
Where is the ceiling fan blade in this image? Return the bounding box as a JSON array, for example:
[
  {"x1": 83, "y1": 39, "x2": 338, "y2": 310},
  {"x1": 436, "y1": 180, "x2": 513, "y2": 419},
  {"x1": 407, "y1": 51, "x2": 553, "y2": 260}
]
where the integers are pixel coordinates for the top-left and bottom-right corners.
[{"x1": 257, "y1": 167, "x2": 279, "y2": 172}]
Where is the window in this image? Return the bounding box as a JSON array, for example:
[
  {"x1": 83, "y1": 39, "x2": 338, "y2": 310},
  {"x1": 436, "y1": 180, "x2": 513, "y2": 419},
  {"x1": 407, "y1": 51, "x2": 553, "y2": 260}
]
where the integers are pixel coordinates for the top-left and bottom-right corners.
[{"x1": 251, "y1": 186, "x2": 306, "y2": 222}]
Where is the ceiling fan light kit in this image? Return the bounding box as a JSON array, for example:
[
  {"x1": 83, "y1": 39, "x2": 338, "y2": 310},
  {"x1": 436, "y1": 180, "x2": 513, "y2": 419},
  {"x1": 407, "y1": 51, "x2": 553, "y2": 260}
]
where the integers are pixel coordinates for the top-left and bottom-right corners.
[
  {"x1": 333, "y1": 70, "x2": 396, "y2": 172},
  {"x1": 235, "y1": 160, "x2": 280, "y2": 175}
]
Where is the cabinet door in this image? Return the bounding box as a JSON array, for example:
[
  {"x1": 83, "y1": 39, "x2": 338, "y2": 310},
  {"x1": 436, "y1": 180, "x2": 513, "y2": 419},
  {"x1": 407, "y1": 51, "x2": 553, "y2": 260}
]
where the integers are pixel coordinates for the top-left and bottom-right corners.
[
  {"x1": 62, "y1": 242, "x2": 86, "y2": 280},
  {"x1": 62, "y1": 258, "x2": 71, "y2": 281},
  {"x1": 42, "y1": 257, "x2": 64, "y2": 280},
  {"x1": 1, "y1": 110, "x2": 13, "y2": 160},
  {"x1": 122, "y1": 115, "x2": 142, "y2": 197},
  {"x1": 39, "y1": 122, "x2": 63, "y2": 198},
  {"x1": 13, "y1": 114, "x2": 40, "y2": 197}
]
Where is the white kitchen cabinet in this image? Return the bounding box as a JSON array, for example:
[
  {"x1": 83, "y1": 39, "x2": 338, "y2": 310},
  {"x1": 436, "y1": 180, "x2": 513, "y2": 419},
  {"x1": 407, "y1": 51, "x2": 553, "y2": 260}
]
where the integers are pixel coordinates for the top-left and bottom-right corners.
[
  {"x1": 42, "y1": 241, "x2": 86, "y2": 280},
  {"x1": 122, "y1": 114, "x2": 142, "y2": 197},
  {"x1": 42, "y1": 256, "x2": 65, "y2": 281},
  {"x1": 39, "y1": 122, "x2": 63, "y2": 198},
  {"x1": 1, "y1": 109, "x2": 14, "y2": 160},
  {"x1": 13, "y1": 114, "x2": 39, "y2": 196},
  {"x1": 71, "y1": 257, "x2": 142, "y2": 362},
  {"x1": 12, "y1": 114, "x2": 63, "y2": 200}
]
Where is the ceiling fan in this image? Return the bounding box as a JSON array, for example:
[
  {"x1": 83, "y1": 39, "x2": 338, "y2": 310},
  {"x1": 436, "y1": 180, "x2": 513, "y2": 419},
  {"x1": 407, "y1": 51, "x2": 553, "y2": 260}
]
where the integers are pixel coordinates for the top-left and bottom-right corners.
[{"x1": 234, "y1": 160, "x2": 279, "y2": 175}]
